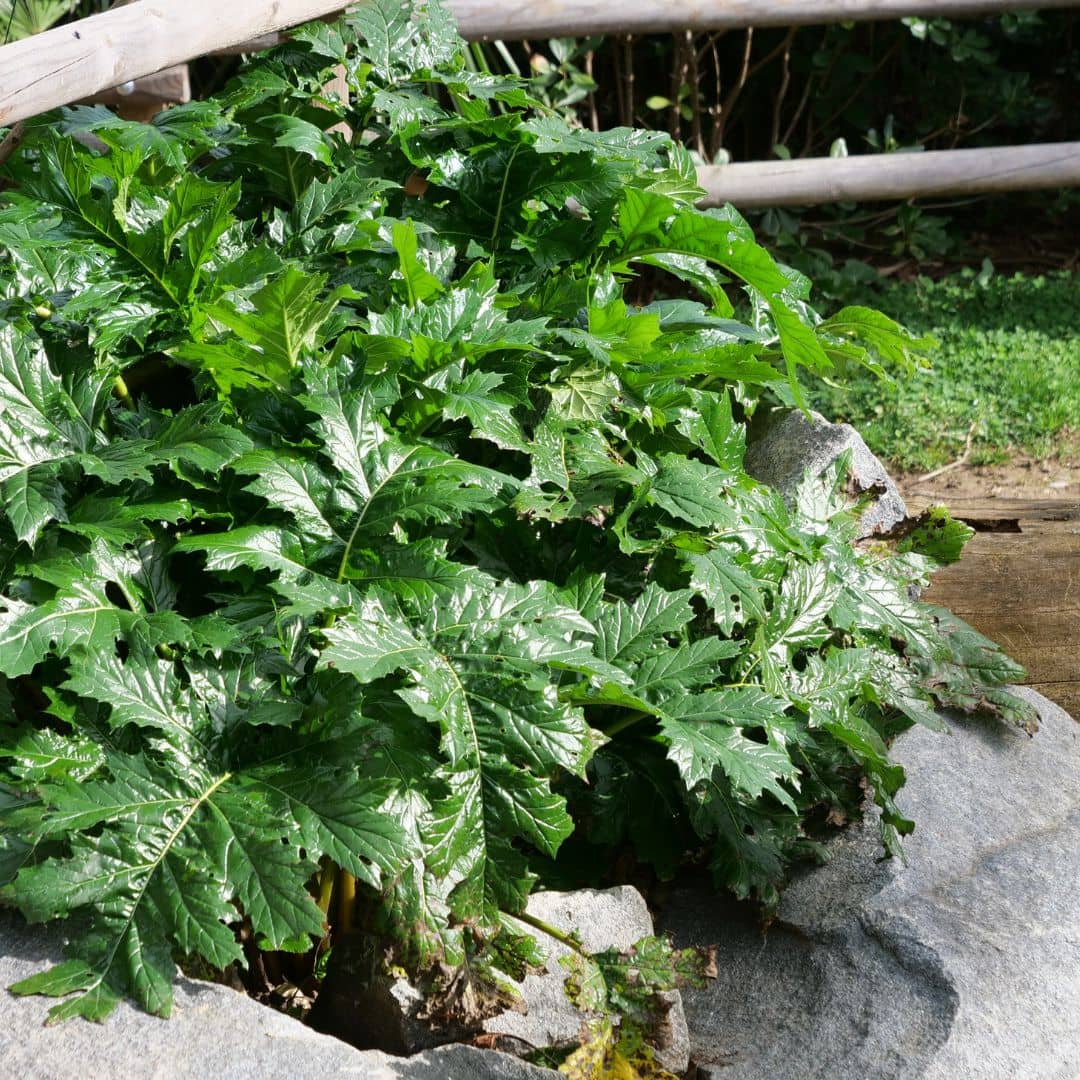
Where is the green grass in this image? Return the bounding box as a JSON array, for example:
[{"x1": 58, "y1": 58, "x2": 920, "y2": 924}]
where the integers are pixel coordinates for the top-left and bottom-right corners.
[{"x1": 811, "y1": 270, "x2": 1080, "y2": 472}]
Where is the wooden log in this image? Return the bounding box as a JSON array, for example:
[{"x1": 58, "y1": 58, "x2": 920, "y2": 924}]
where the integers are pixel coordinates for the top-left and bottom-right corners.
[
  {"x1": 0, "y1": 0, "x2": 346, "y2": 126},
  {"x1": 697, "y1": 143, "x2": 1080, "y2": 207},
  {"x1": 1030, "y1": 682, "x2": 1080, "y2": 720},
  {"x1": 449, "y1": 0, "x2": 1078, "y2": 40},
  {"x1": 220, "y1": 0, "x2": 1079, "y2": 51},
  {"x1": 210, "y1": 32, "x2": 288, "y2": 56},
  {"x1": 4, "y1": 0, "x2": 1080, "y2": 125},
  {"x1": 920, "y1": 497, "x2": 1080, "y2": 722}
]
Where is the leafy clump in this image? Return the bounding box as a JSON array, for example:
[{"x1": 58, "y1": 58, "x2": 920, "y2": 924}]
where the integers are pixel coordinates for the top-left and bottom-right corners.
[{"x1": 0, "y1": 0, "x2": 1032, "y2": 1049}]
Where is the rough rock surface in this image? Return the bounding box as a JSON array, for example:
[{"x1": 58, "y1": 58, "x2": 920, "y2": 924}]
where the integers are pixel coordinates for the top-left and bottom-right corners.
[
  {"x1": 313, "y1": 885, "x2": 689, "y2": 1072},
  {"x1": 485, "y1": 886, "x2": 690, "y2": 1074},
  {"x1": 0, "y1": 911, "x2": 553, "y2": 1080},
  {"x1": 745, "y1": 408, "x2": 907, "y2": 537},
  {"x1": 661, "y1": 687, "x2": 1080, "y2": 1080},
  {"x1": 308, "y1": 939, "x2": 476, "y2": 1056}
]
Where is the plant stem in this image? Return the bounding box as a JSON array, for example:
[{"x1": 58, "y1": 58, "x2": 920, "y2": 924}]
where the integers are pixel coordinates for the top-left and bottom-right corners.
[
  {"x1": 337, "y1": 868, "x2": 357, "y2": 935},
  {"x1": 510, "y1": 909, "x2": 587, "y2": 955},
  {"x1": 113, "y1": 374, "x2": 135, "y2": 409},
  {"x1": 490, "y1": 143, "x2": 521, "y2": 255},
  {"x1": 602, "y1": 709, "x2": 652, "y2": 737},
  {"x1": 316, "y1": 861, "x2": 336, "y2": 918}
]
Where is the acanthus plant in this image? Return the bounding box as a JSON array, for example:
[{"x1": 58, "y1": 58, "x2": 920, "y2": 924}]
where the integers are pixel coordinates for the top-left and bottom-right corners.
[{"x1": 0, "y1": 0, "x2": 1033, "y2": 1053}]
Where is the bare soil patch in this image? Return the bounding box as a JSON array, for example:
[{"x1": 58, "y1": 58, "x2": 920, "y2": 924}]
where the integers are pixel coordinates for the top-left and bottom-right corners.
[{"x1": 895, "y1": 438, "x2": 1080, "y2": 510}]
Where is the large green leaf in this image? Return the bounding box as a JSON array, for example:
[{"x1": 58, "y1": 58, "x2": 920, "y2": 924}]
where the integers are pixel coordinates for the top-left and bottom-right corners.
[
  {"x1": 6, "y1": 663, "x2": 409, "y2": 1022},
  {"x1": 0, "y1": 326, "x2": 95, "y2": 544},
  {"x1": 177, "y1": 269, "x2": 341, "y2": 390},
  {"x1": 0, "y1": 584, "x2": 130, "y2": 680},
  {"x1": 684, "y1": 546, "x2": 767, "y2": 635},
  {"x1": 321, "y1": 583, "x2": 596, "y2": 917},
  {"x1": 659, "y1": 689, "x2": 799, "y2": 810},
  {"x1": 300, "y1": 375, "x2": 511, "y2": 543}
]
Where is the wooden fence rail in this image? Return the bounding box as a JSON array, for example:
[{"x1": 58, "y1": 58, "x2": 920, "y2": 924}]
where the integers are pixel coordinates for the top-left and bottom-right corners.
[
  {"x1": 4, "y1": 0, "x2": 1079, "y2": 126},
  {"x1": 697, "y1": 143, "x2": 1080, "y2": 207},
  {"x1": 1, "y1": 0, "x2": 1078, "y2": 206},
  {"x1": 451, "y1": 0, "x2": 1080, "y2": 40},
  {"x1": 0, "y1": 0, "x2": 343, "y2": 126}
]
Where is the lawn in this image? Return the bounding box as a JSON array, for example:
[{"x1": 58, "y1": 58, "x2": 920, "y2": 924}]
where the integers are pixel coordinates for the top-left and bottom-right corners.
[{"x1": 811, "y1": 270, "x2": 1080, "y2": 472}]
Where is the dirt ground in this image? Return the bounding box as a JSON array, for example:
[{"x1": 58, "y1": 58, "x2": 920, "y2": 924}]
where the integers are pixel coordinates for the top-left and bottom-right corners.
[{"x1": 896, "y1": 439, "x2": 1080, "y2": 509}]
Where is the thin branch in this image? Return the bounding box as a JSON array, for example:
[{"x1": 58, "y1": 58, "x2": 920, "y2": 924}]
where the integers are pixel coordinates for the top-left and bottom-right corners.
[
  {"x1": 813, "y1": 38, "x2": 902, "y2": 150},
  {"x1": 623, "y1": 34, "x2": 636, "y2": 126},
  {"x1": 696, "y1": 27, "x2": 726, "y2": 66},
  {"x1": 612, "y1": 35, "x2": 626, "y2": 126},
  {"x1": 584, "y1": 49, "x2": 599, "y2": 132},
  {"x1": 717, "y1": 26, "x2": 753, "y2": 152},
  {"x1": 668, "y1": 33, "x2": 682, "y2": 139},
  {"x1": 707, "y1": 32, "x2": 724, "y2": 161},
  {"x1": 687, "y1": 29, "x2": 705, "y2": 159},
  {"x1": 746, "y1": 26, "x2": 795, "y2": 82},
  {"x1": 770, "y1": 27, "x2": 796, "y2": 149}
]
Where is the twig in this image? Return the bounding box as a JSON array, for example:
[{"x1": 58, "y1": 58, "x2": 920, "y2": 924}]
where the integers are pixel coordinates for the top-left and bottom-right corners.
[
  {"x1": 716, "y1": 26, "x2": 753, "y2": 151},
  {"x1": 707, "y1": 32, "x2": 724, "y2": 161},
  {"x1": 0, "y1": 120, "x2": 25, "y2": 169},
  {"x1": 669, "y1": 31, "x2": 689, "y2": 140},
  {"x1": 812, "y1": 39, "x2": 902, "y2": 151},
  {"x1": 780, "y1": 74, "x2": 813, "y2": 149},
  {"x1": 623, "y1": 34, "x2": 636, "y2": 126},
  {"x1": 612, "y1": 36, "x2": 626, "y2": 126},
  {"x1": 913, "y1": 420, "x2": 979, "y2": 483},
  {"x1": 876, "y1": 259, "x2": 913, "y2": 278},
  {"x1": 687, "y1": 30, "x2": 705, "y2": 159},
  {"x1": 584, "y1": 49, "x2": 599, "y2": 132},
  {"x1": 746, "y1": 26, "x2": 795, "y2": 83},
  {"x1": 770, "y1": 27, "x2": 796, "y2": 150}
]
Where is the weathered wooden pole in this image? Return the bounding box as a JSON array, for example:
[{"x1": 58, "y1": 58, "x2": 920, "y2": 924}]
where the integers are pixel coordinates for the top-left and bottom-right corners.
[
  {"x1": 0, "y1": 0, "x2": 345, "y2": 126},
  {"x1": 4, "y1": 0, "x2": 1079, "y2": 125},
  {"x1": 452, "y1": 0, "x2": 1079, "y2": 40},
  {"x1": 696, "y1": 143, "x2": 1080, "y2": 207}
]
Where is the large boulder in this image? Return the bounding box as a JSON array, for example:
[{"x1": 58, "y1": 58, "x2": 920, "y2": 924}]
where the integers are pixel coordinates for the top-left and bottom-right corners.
[
  {"x1": 661, "y1": 687, "x2": 1080, "y2": 1079},
  {"x1": 745, "y1": 408, "x2": 908, "y2": 538},
  {"x1": 0, "y1": 910, "x2": 553, "y2": 1080}
]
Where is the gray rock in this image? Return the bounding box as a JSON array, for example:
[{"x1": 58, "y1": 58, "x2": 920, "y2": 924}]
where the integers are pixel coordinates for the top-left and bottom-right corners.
[
  {"x1": 745, "y1": 408, "x2": 907, "y2": 537},
  {"x1": 485, "y1": 886, "x2": 690, "y2": 1074},
  {"x1": 0, "y1": 911, "x2": 553, "y2": 1079},
  {"x1": 308, "y1": 934, "x2": 476, "y2": 1055},
  {"x1": 393, "y1": 1045, "x2": 555, "y2": 1079},
  {"x1": 314, "y1": 886, "x2": 689, "y2": 1072},
  {"x1": 485, "y1": 885, "x2": 654, "y2": 1049},
  {"x1": 661, "y1": 688, "x2": 1080, "y2": 1079}
]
